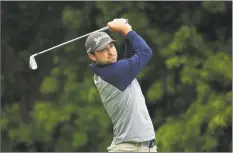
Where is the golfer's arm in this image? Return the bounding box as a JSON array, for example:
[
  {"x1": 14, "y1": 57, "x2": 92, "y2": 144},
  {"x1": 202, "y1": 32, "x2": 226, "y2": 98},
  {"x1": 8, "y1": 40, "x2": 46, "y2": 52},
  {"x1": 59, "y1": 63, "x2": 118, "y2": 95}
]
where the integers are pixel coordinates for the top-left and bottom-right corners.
[
  {"x1": 108, "y1": 31, "x2": 152, "y2": 90},
  {"x1": 124, "y1": 39, "x2": 135, "y2": 58},
  {"x1": 123, "y1": 30, "x2": 153, "y2": 73},
  {"x1": 91, "y1": 31, "x2": 152, "y2": 91}
]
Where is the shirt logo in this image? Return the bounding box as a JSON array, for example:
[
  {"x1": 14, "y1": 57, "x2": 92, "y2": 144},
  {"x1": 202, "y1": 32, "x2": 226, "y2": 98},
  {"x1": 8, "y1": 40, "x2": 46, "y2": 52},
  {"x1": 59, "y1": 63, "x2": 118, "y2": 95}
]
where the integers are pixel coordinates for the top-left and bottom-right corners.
[{"x1": 94, "y1": 34, "x2": 108, "y2": 45}]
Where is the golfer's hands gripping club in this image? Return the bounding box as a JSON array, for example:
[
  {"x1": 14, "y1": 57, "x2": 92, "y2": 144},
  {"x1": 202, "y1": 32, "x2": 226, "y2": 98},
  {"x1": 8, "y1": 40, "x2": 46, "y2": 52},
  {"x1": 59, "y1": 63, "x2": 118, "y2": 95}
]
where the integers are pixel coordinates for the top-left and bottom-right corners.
[{"x1": 107, "y1": 18, "x2": 132, "y2": 36}]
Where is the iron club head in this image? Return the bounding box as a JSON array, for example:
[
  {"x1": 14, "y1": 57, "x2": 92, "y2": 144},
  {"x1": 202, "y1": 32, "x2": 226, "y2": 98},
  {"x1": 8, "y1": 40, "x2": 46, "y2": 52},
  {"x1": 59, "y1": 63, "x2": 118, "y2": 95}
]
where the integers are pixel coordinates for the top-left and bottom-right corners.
[{"x1": 29, "y1": 55, "x2": 38, "y2": 70}]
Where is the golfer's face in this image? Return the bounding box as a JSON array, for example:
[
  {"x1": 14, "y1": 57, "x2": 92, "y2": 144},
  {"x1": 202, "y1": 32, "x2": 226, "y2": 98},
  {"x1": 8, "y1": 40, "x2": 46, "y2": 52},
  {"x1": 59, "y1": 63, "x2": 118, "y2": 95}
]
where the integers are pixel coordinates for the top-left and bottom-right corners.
[{"x1": 94, "y1": 43, "x2": 117, "y2": 64}]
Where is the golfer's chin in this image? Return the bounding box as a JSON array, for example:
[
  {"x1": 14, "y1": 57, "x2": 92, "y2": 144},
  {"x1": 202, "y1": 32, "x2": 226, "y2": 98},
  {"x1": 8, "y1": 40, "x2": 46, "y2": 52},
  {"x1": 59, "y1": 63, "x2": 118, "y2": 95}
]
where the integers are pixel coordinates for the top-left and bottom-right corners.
[
  {"x1": 108, "y1": 58, "x2": 117, "y2": 63},
  {"x1": 109, "y1": 56, "x2": 117, "y2": 62}
]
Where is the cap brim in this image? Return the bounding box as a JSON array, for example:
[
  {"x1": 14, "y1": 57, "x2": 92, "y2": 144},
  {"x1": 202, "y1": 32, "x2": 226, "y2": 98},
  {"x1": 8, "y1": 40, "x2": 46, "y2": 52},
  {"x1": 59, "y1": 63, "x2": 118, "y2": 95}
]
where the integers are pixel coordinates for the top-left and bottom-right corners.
[{"x1": 95, "y1": 40, "x2": 117, "y2": 52}]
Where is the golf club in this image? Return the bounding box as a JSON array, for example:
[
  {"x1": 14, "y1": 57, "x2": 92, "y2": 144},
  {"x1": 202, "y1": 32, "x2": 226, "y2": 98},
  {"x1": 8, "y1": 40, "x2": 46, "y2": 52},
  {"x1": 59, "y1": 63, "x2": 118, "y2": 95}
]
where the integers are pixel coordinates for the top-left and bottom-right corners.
[
  {"x1": 29, "y1": 26, "x2": 110, "y2": 70},
  {"x1": 29, "y1": 19, "x2": 128, "y2": 70}
]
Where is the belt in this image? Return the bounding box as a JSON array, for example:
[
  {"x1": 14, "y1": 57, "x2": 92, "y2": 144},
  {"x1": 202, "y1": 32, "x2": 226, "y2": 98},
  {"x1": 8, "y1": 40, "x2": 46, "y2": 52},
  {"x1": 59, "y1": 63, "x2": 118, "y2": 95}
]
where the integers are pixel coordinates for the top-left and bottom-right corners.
[{"x1": 141, "y1": 139, "x2": 155, "y2": 148}]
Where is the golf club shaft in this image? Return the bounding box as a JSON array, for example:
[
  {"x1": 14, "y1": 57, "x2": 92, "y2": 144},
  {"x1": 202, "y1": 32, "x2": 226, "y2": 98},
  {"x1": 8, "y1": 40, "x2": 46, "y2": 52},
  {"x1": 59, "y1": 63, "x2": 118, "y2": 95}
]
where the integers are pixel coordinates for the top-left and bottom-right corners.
[{"x1": 34, "y1": 26, "x2": 110, "y2": 56}]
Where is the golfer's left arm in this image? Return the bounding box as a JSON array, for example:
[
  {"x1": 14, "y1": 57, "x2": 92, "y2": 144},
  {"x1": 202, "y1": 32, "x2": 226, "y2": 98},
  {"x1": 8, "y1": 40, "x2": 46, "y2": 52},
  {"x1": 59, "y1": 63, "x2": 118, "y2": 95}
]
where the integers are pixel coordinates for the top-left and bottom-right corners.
[
  {"x1": 94, "y1": 30, "x2": 152, "y2": 91},
  {"x1": 90, "y1": 21, "x2": 152, "y2": 91},
  {"x1": 113, "y1": 31, "x2": 153, "y2": 90},
  {"x1": 124, "y1": 38, "x2": 135, "y2": 58}
]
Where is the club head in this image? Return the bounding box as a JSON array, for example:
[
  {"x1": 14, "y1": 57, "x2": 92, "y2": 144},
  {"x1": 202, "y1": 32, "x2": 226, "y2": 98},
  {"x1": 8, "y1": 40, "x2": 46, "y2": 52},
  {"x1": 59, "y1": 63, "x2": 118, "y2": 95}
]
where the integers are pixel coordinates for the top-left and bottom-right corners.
[{"x1": 29, "y1": 55, "x2": 38, "y2": 70}]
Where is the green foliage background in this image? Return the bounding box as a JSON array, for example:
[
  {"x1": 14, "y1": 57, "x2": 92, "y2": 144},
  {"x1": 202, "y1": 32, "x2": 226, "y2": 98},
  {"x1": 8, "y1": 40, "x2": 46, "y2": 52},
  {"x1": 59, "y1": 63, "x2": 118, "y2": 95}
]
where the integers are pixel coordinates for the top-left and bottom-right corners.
[{"x1": 1, "y1": 1, "x2": 232, "y2": 152}]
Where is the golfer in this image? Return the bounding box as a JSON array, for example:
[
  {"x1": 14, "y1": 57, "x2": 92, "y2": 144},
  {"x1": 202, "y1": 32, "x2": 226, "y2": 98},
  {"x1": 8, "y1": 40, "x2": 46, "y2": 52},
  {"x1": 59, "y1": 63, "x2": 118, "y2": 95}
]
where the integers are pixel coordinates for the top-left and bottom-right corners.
[{"x1": 85, "y1": 18, "x2": 157, "y2": 152}]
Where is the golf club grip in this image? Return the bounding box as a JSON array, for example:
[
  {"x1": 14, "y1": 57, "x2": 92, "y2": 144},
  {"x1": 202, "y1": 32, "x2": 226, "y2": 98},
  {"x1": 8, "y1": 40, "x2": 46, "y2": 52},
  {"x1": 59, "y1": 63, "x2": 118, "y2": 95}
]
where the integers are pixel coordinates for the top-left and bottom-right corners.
[{"x1": 101, "y1": 19, "x2": 129, "y2": 32}]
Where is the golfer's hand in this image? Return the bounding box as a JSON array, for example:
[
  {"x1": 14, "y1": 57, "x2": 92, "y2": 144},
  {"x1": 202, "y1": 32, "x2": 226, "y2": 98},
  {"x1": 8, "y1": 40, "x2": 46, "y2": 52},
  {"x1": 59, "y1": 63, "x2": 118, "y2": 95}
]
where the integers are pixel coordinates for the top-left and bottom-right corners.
[{"x1": 107, "y1": 18, "x2": 132, "y2": 36}]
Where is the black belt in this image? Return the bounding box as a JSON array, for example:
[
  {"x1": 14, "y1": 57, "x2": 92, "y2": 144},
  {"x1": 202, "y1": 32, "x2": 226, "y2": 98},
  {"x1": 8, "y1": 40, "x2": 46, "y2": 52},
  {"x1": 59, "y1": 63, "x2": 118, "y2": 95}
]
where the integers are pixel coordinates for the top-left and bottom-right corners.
[{"x1": 141, "y1": 139, "x2": 155, "y2": 148}]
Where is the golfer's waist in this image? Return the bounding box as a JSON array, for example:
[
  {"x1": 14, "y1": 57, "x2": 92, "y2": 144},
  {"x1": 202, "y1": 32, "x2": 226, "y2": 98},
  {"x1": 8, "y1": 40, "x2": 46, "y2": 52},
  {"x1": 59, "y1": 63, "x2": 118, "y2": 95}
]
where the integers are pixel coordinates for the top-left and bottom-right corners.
[
  {"x1": 113, "y1": 133, "x2": 155, "y2": 146},
  {"x1": 119, "y1": 139, "x2": 156, "y2": 148},
  {"x1": 133, "y1": 139, "x2": 156, "y2": 148}
]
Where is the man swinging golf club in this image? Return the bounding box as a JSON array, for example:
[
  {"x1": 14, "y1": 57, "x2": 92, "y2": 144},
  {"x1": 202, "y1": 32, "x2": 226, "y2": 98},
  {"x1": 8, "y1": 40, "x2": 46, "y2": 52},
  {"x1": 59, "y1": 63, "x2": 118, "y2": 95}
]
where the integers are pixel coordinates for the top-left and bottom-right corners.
[{"x1": 85, "y1": 18, "x2": 157, "y2": 152}]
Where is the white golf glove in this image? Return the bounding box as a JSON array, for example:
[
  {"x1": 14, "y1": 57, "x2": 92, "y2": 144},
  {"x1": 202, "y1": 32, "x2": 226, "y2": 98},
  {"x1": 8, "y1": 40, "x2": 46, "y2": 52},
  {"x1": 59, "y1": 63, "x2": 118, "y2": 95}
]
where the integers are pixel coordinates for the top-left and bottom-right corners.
[{"x1": 113, "y1": 18, "x2": 132, "y2": 29}]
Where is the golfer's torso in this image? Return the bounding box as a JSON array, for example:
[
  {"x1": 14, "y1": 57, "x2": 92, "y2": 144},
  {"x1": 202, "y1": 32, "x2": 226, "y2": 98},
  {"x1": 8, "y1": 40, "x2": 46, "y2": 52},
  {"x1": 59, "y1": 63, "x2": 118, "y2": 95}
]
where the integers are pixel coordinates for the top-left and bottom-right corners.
[{"x1": 94, "y1": 74, "x2": 155, "y2": 144}]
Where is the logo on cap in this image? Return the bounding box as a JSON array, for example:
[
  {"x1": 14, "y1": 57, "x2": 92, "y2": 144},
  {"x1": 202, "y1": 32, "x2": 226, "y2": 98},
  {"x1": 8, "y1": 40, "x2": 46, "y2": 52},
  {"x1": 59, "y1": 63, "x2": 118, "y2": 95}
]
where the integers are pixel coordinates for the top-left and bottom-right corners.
[{"x1": 94, "y1": 34, "x2": 108, "y2": 45}]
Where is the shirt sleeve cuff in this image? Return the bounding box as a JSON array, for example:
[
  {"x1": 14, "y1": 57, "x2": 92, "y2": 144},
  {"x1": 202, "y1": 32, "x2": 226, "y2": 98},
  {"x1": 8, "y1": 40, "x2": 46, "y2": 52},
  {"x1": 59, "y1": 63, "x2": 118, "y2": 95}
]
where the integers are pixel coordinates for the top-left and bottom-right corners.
[{"x1": 125, "y1": 30, "x2": 136, "y2": 39}]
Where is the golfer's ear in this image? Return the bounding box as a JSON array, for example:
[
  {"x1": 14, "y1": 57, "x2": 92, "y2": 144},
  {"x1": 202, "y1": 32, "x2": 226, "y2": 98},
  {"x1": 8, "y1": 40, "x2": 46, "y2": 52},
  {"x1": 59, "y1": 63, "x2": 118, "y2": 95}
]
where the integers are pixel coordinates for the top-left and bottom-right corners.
[{"x1": 88, "y1": 53, "x2": 96, "y2": 62}]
